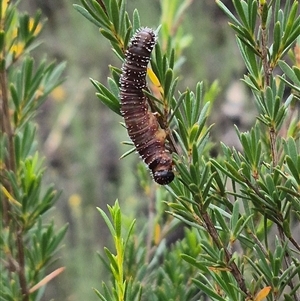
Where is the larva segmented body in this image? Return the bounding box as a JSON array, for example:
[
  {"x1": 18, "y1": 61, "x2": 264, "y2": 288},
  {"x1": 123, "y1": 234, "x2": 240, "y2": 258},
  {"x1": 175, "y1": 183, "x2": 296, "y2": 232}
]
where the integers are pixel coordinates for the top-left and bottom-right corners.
[{"x1": 119, "y1": 27, "x2": 174, "y2": 185}]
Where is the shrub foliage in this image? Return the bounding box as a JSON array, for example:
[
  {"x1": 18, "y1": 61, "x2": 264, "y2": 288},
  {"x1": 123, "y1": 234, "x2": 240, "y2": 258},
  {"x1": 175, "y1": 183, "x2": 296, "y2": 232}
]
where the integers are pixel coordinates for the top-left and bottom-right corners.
[
  {"x1": 2, "y1": 0, "x2": 298, "y2": 300},
  {"x1": 76, "y1": 0, "x2": 300, "y2": 300},
  {"x1": 0, "y1": 2, "x2": 67, "y2": 300}
]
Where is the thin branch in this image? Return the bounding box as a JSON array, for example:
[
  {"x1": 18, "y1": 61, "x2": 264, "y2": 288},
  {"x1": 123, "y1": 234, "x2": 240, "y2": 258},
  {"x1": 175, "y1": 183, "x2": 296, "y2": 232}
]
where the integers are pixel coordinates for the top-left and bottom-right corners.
[
  {"x1": 288, "y1": 236, "x2": 300, "y2": 252},
  {"x1": 259, "y1": 2, "x2": 278, "y2": 167},
  {"x1": 259, "y1": 3, "x2": 271, "y2": 88},
  {"x1": 277, "y1": 225, "x2": 300, "y2": 301},
  {"x1": 1, "y1": 32, "x2": 28, "y2": 300},
  {"x1": 17, "y1": 229, "x2": 29, "y2": 301},
  {"x1": 201, "y1": 211, "x2": 251, "y2": 298},
  {"x1": 269, "y1": 126, "x2": 278, "y2": 167},
  {"x1": 246, "y1": 227, "x2": 268, "y2": 257},
  {"x1": 0, "y1": 68, "x2": 14, "y2": 226},
  {"x1": 145, "y1": 184, "x2": 157, "y2": 263}
]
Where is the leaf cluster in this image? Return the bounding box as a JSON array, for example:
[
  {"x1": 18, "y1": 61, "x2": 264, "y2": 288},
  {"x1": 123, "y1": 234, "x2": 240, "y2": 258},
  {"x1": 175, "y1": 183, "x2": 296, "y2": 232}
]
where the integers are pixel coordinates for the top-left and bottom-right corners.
[
  {"x1": 76, "y1": 0, "x2": 300, "y2": 301},
  {"x1": 1, "y1": 2, "x2": 67, "y2": 300}
]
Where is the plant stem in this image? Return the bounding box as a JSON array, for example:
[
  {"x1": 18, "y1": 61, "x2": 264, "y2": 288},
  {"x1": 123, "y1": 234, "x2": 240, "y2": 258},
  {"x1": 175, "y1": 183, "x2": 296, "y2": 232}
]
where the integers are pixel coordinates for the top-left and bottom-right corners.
[
  {"x1": 17, "y1": 229, "x2": 29, "y2": 301},
  {"x1": 146, "y1": 185, "x2": 156, "y2": 263},
  {"x1": 1, "y1": 55, "x2": 28, "y2": 300},
  {"x1": 0, "y1": 69, "x2": 15, "y2": 225},
  {"x1": 269, "y1": 127, "x2": 278, "y2": 167},
  {"x1": 201, "y1": 212, "x2": 250, "y2": 298},
  {"x1": 277, "y1": 225, "x2": 300, "y2": 301},
  {"x1": 259, "y1": 2, "x2": 271, "y2": 88},
  {"x1": 259, "y1": 2, "x2": 278, "y2": 167}
]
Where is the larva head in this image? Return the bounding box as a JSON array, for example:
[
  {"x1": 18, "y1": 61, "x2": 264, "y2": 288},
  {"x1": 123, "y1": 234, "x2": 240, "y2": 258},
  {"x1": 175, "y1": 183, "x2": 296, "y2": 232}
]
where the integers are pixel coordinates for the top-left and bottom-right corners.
[
  {"x1": 150, "y1": 155, "x2": 174, "y2": 185},
  {"x1": 153, "y1": 169, "x2": 174, "y2": 185}
]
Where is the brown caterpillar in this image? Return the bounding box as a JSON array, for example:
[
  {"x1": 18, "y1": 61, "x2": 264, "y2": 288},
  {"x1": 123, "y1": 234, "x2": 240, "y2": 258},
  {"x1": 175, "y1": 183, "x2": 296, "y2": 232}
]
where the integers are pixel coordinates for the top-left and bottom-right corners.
[{"x1": 119, "y1": 27, "x2": 174, "y2": 185}]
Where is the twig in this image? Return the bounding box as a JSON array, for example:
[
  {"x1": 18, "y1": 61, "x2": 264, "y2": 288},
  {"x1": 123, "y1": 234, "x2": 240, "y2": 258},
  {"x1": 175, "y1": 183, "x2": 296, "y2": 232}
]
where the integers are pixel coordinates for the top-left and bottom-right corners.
[
  {"x1": 145, "y1": 184, "x2": 157, "y2": 263},
  {"x1": 201, "y1": 211, "x2": 250, "y2": 298},
  {"x1": 17, "y1": 229, "x2": 29, "y2": 301},
  {"x1": 1, "y1": 41, "x2": 28, "y2": 300},
  {"x1": 259, "y1": 3, "x2": 271, "y2": 88},
  {"x1": 277, "y1": 225, "x2": 300, "y2": 301},
  {"x1": 0, "y1": 69, "x2": 14, "y2": 225},
  {"x1": 259, "y1": 2, "x2": 278, "y2": 167},
  {"x1": 269, "y1": 127, "x2": 278, "y2": 167}
]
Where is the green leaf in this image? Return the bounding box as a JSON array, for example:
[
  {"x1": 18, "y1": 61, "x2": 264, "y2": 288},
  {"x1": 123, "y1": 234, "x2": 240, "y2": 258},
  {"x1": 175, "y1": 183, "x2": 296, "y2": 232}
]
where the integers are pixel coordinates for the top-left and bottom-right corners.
[
  {"x1": 279, "y1": 61, "x2": 300, "y2": 85},
  {"x1": 210, "y1": 159, "x2": 244, "y2": 184},
  {"x1": 153, "y1": 42, "x2": 163, "y2": 81},
  {"x1": 124, "y1": 219, "x2": 136, "y2": 251},
  {"x1": 123, "y1": 26, "x2": 132, "y2": 50},
  {"x1": 114, "y1": 206, "x2": 121, "y2": 238},
  {"x1": 0, "y1": 30, "x2": 5, "y2": 52},
  {"x1": 93, "y1": 288, "x2": 108, "y2": 301},
  {"x1": 249, "y1": 0, "x2": 257, "y2": 34},
  {"x1": 282, "y1": 1, "x2": 299, "y2": 45},
  {"x1": 168, "y1": 90, "x2": 187, "y2": 124},
  {"x1": 109, "y1": 0, "x2": 119, "y2": 34},
  {"x1": 181, "y1": 254, "x2": 203, "y2": 269},
  {"x1": 232, "y1": 0, "x2": 248, "y2": 28},
  {"x1": 286, "y1": 156, "x2": 300, "y2": 185},
  {"x1": 236, "y1": 37, "x2": 260, "y2": 78},
  {"x1": 284, "y1": 25, "x2": 300, "y2": 55},
  {"x1": 100, "y1": 28, "x2": 119, "y2": 44},
  {"x1": 97, "y1": 207, "x2": 116, "y2": 237},
  {"x1": 104, "y1": 247, "x2": 119, "y2": 274},
  {"x1": 216, "y1": 0, "x2": 242, "y2": 28},
  {"x1": 163, "y1": 68, "x2": 173, "y2": 98},
  {"x1": 272, "y1": 21, "x2": 282, "y2": 62},
  {"x1": 132, "y1": 9, "x2": 140, "y2": 33},
  {"x1": 107, "y1": 77, "x2": 119, "y2": 98},
  {"x1": 192, "y1": 278, "x2": 225, "y2": 301},
  {"x1": 118, "y1": 0, "x2": 126, "y2": 35},
  {"x1": 176, "y1": 119, "x2": 189, "y2": 151},
  {"x1": 212, "y1": 206, "x2": 230, "y2": 233},
  {"x1": 230, "y1": 201, "x2": 240, "y2": 231},
  {"x1": 260, "y1": 1, "x2": 268, "y2": 28},
  {"x1": 91, "y1": 78, "x2": 121, "y2": 115},
  {"x1": 73, "y1": 4, "x2": 103, "y2": 28},
  {"x1": 10, "y1": 83, "x2": 20, "y2": 111}
]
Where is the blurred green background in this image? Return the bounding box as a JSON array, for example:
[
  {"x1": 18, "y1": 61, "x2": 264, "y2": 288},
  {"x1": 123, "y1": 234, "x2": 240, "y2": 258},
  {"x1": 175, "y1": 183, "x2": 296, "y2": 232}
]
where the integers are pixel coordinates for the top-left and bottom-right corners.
[{"x1": 18, "y1": 0, "x2": 254, "y2": 300}]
